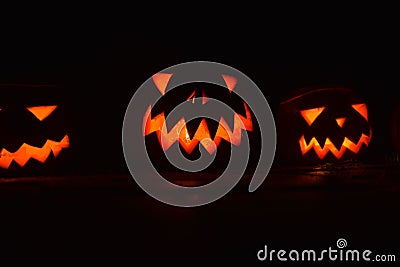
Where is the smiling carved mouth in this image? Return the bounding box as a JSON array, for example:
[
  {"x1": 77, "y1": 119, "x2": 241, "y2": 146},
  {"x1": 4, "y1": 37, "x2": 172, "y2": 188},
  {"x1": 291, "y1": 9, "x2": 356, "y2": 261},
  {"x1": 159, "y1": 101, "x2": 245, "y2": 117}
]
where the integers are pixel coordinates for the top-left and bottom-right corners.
[
  {"x1": 0, "y1": 134, "x2": 70, "y2": 169},
  {"x1": 299, "y1": 130, "x2": 372, "y2": 159},
  {"x1": 143, "y1": 103, "x2": 253, "y2": 154}
]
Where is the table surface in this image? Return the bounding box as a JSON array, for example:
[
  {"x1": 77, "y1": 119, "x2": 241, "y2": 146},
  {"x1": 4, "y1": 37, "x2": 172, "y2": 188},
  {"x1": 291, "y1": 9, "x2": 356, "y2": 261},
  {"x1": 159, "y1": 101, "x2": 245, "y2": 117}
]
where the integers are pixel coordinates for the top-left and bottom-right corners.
[{"x1": 1, "y1": 164, "x2": 399, "y2": 264}]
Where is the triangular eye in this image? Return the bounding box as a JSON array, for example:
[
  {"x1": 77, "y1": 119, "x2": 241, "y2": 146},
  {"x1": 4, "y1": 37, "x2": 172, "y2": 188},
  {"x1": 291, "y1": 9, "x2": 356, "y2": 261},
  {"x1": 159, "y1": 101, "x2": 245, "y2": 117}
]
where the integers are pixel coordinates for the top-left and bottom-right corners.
[
  {"x1": 27, "y1": 105, "x2": 57, "y2": 121},
  {"x1": 352, "y1": 103, "x2": 368, "y2": 121},
  {"x1": 221, "y1": 74, "x2": 237, "y2": 93},
  {"x1": 300, "y1": 107, "x2": 325, "y2": 126},
  {"x1": 152, "y1": 73, "x2": 172, "y2": 95}
]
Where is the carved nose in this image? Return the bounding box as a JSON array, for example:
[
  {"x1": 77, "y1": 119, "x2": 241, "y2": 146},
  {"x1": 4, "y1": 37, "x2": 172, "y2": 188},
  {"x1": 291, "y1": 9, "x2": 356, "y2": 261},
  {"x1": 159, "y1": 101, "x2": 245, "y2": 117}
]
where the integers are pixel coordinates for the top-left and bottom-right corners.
[
  {"x1": 187, "y1": 90, "x2": 209, "y2": 105},
  {"x1": 336, "y1": 117, "x2": 346, "y2": 127}
]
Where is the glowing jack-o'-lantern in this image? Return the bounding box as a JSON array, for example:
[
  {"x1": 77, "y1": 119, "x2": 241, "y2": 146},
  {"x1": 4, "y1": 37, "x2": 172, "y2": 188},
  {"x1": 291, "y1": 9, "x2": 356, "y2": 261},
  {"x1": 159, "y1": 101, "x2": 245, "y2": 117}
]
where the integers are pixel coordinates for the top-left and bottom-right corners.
[
  {"x1": 143, "y1": 73, "x2": 254, "y2": 171},
  {"x1": 0, "y1": 84, "x2": 70, "y2": 173},
  {"x1": 144, "y1": 73, "x2": 253, "y2": 154},
  {"x1": 276, "y1": 86, "x2": 372, "y2": 164}
]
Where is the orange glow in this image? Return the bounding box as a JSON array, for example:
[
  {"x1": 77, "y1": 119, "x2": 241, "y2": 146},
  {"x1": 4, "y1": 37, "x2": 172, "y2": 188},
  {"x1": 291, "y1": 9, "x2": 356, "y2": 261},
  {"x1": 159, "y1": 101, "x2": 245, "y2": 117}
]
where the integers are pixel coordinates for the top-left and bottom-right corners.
[
  {"x1": 221, "y1": 74, "x2": 237, "y2": 93},
  {"x1": 152, "y1": 73, "x2": 173, "y2": 95},
  {"x1": 0, "y1": 134, "x2": 70, "y2": 169},
  {"x1": 335, "y1": 117, "x2": 346, "y2": 127},
  {"x1": 300, "y1": 107, "x2": 325, "y2": 126},
  {"x1": 143, "y1": 103, "x2": 253, "y2": 154},
  {"x1": 298, "y1": 130, "x2": 372, "y2": 159},
  {"x1": 202, "y1": 91, "x2": 209, "y2": 105},
  {"x1": 352, "y1": 103, "x2": 368, "y2": 121},
  {"x1": 27, "y1": 105, "x2": 57, "y2": 121},
  {"x1": 187, "y1": 90, "x2": 196, "y2": 103}
]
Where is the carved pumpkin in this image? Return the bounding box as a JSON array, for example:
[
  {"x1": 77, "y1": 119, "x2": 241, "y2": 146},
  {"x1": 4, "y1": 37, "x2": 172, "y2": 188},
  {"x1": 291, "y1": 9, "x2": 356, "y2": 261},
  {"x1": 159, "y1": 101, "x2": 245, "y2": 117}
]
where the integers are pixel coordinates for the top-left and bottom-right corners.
[
  {"x1": 276, "y1": 86, "x2": 372, "y2": 165},
  {"x1": 143, "y1": 73, "x2": 255, "y2": 173},
  {"x1": 0, "y1": 84, "x2": 70, "y2": 175}
]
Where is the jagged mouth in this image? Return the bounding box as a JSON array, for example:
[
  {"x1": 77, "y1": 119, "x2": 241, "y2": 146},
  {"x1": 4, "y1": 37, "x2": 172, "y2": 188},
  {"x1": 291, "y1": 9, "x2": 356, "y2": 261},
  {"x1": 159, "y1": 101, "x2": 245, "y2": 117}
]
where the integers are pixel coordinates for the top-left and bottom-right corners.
[
  {"x1": 143, "y1": 103, "x2": 253, "y2": 154},
  {"x1": 299, "y1": 130, "x2": 372, "y2": 159},
  {"x1": 0, "y1": 134, "x2": 70, "y2": 169}
]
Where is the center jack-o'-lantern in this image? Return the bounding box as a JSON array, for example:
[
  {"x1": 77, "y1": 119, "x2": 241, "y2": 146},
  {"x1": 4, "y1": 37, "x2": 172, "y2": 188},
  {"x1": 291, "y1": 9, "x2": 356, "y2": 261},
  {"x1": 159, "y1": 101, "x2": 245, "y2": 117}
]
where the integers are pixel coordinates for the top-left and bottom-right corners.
[
  {"x1": 143, "y1": 73, "x2": 257, "y2": 178},
  {"x1": 0, "y1": 84, "x2": 71, "y2": 176},
  {"x1": 276, "y1": 86, "x2": 372, "y2": 165}
]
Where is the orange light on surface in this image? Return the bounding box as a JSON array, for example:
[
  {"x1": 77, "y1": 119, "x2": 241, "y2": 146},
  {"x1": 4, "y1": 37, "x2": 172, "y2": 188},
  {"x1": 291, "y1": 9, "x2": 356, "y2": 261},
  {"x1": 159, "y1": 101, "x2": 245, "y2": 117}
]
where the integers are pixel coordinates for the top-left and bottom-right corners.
[
  {"x1": 0, "y1": 134, "x2": 70, "y2": 169},
  {"x1": 298, "y1": 130, "x2": 372, "y2": 159},
  {"x1": 143, "y1": 103, "x2": 253, "y2": 154},
  {"x1": 300, "y1": 107, "x2": 325, "y2": 126},
  {"x1": 27, "y1": 105, "x2": 58, "y2": 121}
]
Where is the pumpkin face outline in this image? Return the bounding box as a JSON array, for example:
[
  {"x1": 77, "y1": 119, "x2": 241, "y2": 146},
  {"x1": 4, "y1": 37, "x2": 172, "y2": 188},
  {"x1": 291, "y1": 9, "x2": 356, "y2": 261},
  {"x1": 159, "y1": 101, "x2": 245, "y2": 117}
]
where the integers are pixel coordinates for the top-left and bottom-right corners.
[
  {"x1": 143, "y1": 73, "x2": 253, "y2": 158},
  {"x1": 277, "y1": 86, "x2": 372, "y2": 164},
  {"x1": 141, "y1": 72, "x2": 261, "y2": 177},
  {"x1": 0, "y1": 84, "x2": 71, "y2": 172}
]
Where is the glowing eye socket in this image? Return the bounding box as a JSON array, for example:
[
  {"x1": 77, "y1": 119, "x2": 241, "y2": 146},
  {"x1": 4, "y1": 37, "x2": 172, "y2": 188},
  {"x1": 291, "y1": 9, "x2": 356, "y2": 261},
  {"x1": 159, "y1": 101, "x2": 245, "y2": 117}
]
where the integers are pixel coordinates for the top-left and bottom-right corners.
[
  {"x1": 152, "y1": 72, "x2": 172, "y2": 95},
  {"x1": 300, "y1": 107, "x2": 325, "y2": 126},
  {"x1": 27, "y1": 105, "x2": 58, "y2": 121},
  {"x1": 221, "y1": 74, "x2": 237, "y2": 93},
  {"x1": 352, "y1": 103, "x2": 368, "y2": 121}
]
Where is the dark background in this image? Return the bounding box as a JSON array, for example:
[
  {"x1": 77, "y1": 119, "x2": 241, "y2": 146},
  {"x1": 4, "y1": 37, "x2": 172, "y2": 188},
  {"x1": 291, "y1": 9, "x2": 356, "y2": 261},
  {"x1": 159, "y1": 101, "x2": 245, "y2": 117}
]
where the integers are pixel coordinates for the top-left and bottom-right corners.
[
  {"x1": 0, "y1": 12, "x2": 399, "y2": 264},
  {"x1": 1, "y1": 30, "x2": 398, "y2": 173}
]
